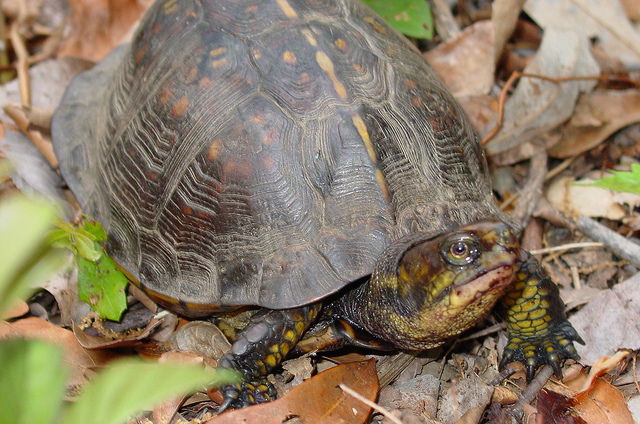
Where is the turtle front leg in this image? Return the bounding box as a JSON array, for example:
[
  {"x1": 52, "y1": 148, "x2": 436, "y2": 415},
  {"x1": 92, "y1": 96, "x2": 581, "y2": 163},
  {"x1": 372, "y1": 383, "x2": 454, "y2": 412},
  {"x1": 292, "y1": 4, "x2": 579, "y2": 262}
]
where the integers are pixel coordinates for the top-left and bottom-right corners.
[
  {"x1": 500, "y1": 252, "x2": 584, "y2": 380},
  {"x1": 218, "y1": 304, "x2": 321, "y2": 410}
]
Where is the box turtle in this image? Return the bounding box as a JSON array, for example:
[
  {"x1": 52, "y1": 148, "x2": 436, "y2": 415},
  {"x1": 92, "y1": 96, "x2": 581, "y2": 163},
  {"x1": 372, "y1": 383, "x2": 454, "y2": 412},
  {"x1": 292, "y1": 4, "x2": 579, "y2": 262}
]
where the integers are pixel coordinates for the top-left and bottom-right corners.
[{"x1": 52, "y1": 0, "x2": 583, "y2": 409}]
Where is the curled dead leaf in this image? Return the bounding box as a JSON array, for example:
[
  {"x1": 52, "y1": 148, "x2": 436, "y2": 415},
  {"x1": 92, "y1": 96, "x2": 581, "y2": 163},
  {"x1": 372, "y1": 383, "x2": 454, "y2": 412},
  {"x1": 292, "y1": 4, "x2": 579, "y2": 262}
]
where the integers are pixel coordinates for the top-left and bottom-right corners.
[{"x1": 206, "y1": 359, "x2": 379, "y2": 424}]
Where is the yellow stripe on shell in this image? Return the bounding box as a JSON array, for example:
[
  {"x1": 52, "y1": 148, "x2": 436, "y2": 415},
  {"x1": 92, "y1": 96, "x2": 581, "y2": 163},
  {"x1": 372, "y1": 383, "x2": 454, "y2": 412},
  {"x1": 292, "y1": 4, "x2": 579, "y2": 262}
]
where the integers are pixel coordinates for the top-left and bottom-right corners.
[
  {"x1": 315, "y1": 51, "x2": 348, "y2": 100},
  {"x1": 275, "y1": 0, "x2": 298, "y2": 18}
]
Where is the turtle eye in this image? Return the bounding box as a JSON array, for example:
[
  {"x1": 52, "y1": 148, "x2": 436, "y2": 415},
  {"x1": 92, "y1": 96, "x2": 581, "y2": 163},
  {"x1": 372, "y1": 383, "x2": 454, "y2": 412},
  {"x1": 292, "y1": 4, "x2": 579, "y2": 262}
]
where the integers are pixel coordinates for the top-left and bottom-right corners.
[{"x1": 441, "y1": 233, "x2": 480, "y2": 266}]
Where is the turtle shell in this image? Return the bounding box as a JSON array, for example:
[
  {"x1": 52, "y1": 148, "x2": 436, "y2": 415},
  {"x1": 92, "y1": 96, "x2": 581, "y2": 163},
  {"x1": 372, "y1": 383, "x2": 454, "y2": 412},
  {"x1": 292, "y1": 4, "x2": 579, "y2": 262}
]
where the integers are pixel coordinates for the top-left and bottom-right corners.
[{"x1": 52, "y1": 0, "x2": 503, "y2": 315}]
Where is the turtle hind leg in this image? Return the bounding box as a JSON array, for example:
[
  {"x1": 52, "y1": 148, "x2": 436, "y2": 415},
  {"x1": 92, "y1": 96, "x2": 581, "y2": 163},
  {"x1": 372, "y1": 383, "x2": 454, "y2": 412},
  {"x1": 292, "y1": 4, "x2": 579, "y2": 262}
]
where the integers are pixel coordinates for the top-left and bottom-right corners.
[
  {"x1": 218, "y1": 304, "x2": 321, "y2": 411},
  {"x1": 294, "y1": 318, "x2": 396, "y2": 354},
  {"x1": 500, "y1": 252, "x2": 584, "y2": 381}
]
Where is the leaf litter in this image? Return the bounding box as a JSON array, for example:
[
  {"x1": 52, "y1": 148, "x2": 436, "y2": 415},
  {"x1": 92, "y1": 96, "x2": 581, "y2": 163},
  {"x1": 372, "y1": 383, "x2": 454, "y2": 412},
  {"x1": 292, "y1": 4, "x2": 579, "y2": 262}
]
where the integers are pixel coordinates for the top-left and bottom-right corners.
[{"x1": 0, "y1": 0, "x2": 640, "y2": 423}]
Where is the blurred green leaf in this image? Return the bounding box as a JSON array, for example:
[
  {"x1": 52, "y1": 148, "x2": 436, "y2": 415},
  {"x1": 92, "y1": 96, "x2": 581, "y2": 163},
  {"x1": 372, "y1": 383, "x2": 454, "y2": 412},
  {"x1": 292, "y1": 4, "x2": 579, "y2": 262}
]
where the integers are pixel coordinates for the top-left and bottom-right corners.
[
  {"x1": 82, "y1": 219, "x2": 108, "y2": 242},
  {"x1": 78, "y1": 254, "x2": 128, "y2": 321},
  {"x1": 0, "y1": 338, "x2": 68, "y2": 424},
  {"x1": 589, "y1": 163, "x2": 640, "y2": 195},
  {"x1": 362, "y1": 0, "x2": 433, "y2": 39},
  {"x1": 0, "y1": 194, "x2": 65, "y2": 317},
  {"x1": 64, "y1": 359, "x2": 239, "y2": 424}
]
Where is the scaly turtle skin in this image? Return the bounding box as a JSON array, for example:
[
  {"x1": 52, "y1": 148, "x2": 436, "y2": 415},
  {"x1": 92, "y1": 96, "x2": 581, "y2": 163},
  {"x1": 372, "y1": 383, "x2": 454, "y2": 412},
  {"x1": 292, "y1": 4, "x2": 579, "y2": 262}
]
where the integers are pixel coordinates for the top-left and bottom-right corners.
[{"x1": 51, "y1": 0, "x2": 583, "y2": 410}]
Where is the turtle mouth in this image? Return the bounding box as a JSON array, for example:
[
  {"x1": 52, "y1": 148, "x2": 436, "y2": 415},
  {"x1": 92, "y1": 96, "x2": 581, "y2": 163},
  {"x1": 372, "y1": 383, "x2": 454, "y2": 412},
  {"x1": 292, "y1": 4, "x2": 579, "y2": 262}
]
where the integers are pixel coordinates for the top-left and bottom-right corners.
[{"x1": 446, "y1": 263, "x2": 516, "y2": 310}]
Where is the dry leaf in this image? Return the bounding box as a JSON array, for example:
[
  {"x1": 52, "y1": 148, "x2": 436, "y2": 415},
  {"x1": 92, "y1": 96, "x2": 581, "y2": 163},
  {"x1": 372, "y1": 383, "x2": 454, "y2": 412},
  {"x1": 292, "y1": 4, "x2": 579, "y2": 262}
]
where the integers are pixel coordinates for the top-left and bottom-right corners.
[
  {"x1": 425, "y1": 21, "x2": 495, "y2": 97},
  {"x1": 549, "y1": 90, "x2": 640, "y2": 158},
  {"x1": 569, "y1": 272, "x2": 640, "y2": 366},
  {"x1": 491, "y1": 0, "x2": 526, "y2": 65},
  {"x1": 545, "y1": 176, "x2": 639, "y2": 220},
  {"x1": 484, "y1": 27, "x2": 599, "y2": 156},
  {"x1": 0, "y1": 317, "x2": 118, "y2": 394},
  {"x1": 206, "y1": 360, "x2": 379, "y2": 424},
  {"x1": 57, "y1": 0, "x2": 149, "y2": 62},
  {"x1": 572, "y1": 378, "x2": 635, "y2": 424},
  {"x1": 525, "y1": 0, "x2": 640, "y2": 66}
]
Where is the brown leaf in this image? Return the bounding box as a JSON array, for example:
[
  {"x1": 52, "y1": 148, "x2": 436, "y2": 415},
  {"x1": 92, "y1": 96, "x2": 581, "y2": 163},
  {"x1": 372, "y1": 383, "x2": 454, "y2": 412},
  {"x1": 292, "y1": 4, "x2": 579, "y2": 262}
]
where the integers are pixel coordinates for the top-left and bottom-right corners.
[
  {"x1": 57, "y1": 0, "x2": 150, "y2": 62},
  {"x1": 206, "y1": 359, "x2": 379, "y2": 424},
  {"x1": 548, "y1": 90, "x2": 640, "y2": 158},
  {"x1": 425, "y1": 21, "x2": 495, "y2": 97},
  {"x1": 483, "y1": 27, "x2": 599, "y2": 156},
  {"x1": 491, "y1": 0, "x2": 526, "y2": 65},
  {"x1": 536, "y1": 389, "x2": 586, "y2": 424},
  {"x1": 525, "y1": 0, "x2": 640, "y2": 66},
  {"x1": 0, "y1": 317, "x2": 118, "y2": 394},
  {"x1": 573, "y1": 378, "x2": 635, "y2": 424}
]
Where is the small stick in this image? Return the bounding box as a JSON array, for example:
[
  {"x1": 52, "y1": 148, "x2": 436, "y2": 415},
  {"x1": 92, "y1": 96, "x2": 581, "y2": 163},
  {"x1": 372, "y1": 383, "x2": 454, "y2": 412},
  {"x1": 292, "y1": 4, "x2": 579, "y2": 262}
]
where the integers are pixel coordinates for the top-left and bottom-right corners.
[
  {"x1": 530, "y1": 242, "x2": 604, "y2": 255},
  {"x1": 338, "y1": 384, "x2": 404, "y2": 424},
  {"x1": 575, "y1": 215, "x2": 640, "y2": 268},
  {"x1": 482, "y1": 72, "x2": 640, "y2": 145}
]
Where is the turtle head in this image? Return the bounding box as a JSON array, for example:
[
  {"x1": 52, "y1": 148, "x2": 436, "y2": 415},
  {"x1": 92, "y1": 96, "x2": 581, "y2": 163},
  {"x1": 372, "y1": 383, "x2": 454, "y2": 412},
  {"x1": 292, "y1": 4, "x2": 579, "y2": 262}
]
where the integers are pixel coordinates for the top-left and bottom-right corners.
[{"x1": 345, "y1": 220, "x2": 520, "y2": 350}]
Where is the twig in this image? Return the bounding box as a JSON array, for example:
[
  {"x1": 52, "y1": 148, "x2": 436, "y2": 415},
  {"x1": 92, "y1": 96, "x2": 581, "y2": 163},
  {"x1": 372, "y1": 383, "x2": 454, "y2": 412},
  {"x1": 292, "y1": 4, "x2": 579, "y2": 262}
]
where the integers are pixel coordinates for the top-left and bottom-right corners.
[
  {"x1": 509, "y1": 365, "x2": 554, "y2": 420},
  {"x1": 529, "y1": 242, "x2": 604, "y2": 255},
  {"x1": 338, "y1": 383, "x2": 404, "y2": 424},
  {"x1": 431, "y1": 0, "x2": 461, "y2": 41},
  {"x1": 575, "y1": 215, "x2": 640, "y2": 268},
  {"x1": 482, "y1": 72, "x2": 640, "y2": 145}
]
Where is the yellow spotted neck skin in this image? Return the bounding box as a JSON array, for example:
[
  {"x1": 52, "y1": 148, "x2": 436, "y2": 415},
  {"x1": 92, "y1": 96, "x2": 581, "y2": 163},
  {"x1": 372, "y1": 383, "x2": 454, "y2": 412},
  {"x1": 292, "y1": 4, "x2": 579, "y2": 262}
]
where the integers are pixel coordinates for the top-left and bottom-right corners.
[
  {"x1": 331, "y1": 220, "x2": 520, "y2": 350},
  {"x1": 499, "y1": 252, "x2": 584, "y2": 381}
]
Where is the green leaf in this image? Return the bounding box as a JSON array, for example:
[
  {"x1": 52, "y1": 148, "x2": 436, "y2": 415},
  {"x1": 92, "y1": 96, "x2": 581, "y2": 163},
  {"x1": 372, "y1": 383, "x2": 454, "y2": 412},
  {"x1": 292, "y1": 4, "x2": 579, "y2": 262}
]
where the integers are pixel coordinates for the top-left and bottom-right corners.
[
  {"x1": 78, "y1": 254, "x2": 128, "y2": 321},
  {"x1": 50, "y1": 220, "x2": 103, "y2": 262},
  {"x1": 362, "y1": 0, "x2": 433, "y2": 39},
  {"x1": 0, "y1": 338, "x2": 68, "y2": 424},
  {"x1": 0, "y1": 195, "x2": 65, "y2": 317},
  {"x1": 82, "y1": 219, "x2": 108, "y2": 242},
  {"x1": 589, "y1": 163, "x2": 640, "y2": 195},
  {"x1": 63, "y1": 360, "x2": 239, "y2": 424}
]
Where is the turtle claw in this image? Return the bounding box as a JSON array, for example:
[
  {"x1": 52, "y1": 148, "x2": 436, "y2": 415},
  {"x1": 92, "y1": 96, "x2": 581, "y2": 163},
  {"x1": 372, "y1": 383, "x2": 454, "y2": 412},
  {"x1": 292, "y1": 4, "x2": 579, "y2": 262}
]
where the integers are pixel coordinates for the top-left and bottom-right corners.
[
  {"x1": 500, "y1": 320, "x2": 584, "y2": 382},
  {"x1": 218, "y1": 380, "x2": 276, "y2": 412}
]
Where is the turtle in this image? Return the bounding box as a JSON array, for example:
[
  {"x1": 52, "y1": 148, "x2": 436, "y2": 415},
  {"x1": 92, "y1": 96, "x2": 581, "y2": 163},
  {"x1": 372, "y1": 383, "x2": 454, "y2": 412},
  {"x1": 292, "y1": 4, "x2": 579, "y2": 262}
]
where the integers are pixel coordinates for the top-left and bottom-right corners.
[{"x1": 51, "y1": 0, "x2": 583, "y2": 410}]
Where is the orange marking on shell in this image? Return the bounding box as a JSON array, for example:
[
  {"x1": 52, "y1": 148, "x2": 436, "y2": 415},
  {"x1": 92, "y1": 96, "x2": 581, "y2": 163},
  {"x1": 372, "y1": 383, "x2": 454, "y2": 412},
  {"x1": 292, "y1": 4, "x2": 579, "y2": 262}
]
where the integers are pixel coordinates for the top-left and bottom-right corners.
[
  {"x1": 252, "y1": 49, "x2": 262, "y2": 60},
  {"x1": 199, "y1": 76, "x2": 212, "y2": 88},
  {"x1": 301, "y1": 29, "x2": 317, "y2": 46},
  {"x1": 283, "y1": 51, "x2": 297, "y2": 64},
  {"x1": 183, "y1": 205, "x2": 193, "y2": 216},
  {"x1": 251, "y1": 113, "x2": 265, "y2": 124},
  {"x1": 211, "y1": 58, "x2": 228, "y2": 68},
  {"x1": 262, "y1": 155, "x2": 275, "y2": 169},
  {"x1": 299, "y1": 72, "x2": 310, "y2": 84},
  {"x1": 405, "y1": 79, "x2": 417, "y2": 89},
  {"x1": 262, "y1": 128, "x2": 277, "y2": 144},
  {"x1": 172, "y1": 96, "x2": 189, "y2": 117},
  {"x1": 351, "y1": 114, "x2": 376, "y2": 164},
  {"x1": 163, "y1": 0, "x2": 179, "y2": 14},
  {"x1": 223, "y1": 159, "x2": 252, "y2": 181},
  {"x1": 207, "y1": 139, "x2": 223, "y2": 160},
  {"x1": 186, "y1": 66, "x2": 199, "y2": 84},
  {"x1": 245, "y1": 4, "x2": 258, "y2": 13},
  {"x1": 275, "y1": 0, "x2": 298, "y2": 18},
  {"x1": 210, "y1": 47, "x2": 227, "y2": 57},
  {"x1": 353, "y1": 63, "x2": 362, "y2": 71},
  {"x1": 159, "y1": 86, "x2": 173, "y2": 106},
  {"x1": 315, "y1": 51, "x2": 347, "y2": 100},
  {"x1": 334, "y1": 38, "x2": 348, "y2": 51},
  {"x1": 411, "y1": 96, "x2": 423, "y2": 107},
  {"x1": 135, "y1": 43, "x2": 148, "y2": 63}
]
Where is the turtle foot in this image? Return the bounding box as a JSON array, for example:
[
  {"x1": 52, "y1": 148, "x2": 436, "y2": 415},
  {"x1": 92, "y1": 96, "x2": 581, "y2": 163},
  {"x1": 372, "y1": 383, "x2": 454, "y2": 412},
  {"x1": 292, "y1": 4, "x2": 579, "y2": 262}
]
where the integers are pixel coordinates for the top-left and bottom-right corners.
[{"x1": 500, "y1": 320, "x2": 584, "y2": 381}]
